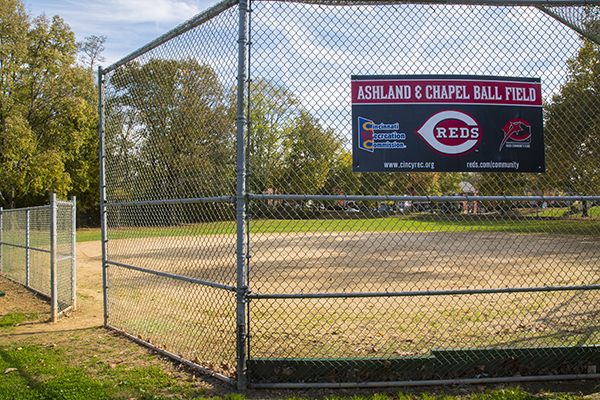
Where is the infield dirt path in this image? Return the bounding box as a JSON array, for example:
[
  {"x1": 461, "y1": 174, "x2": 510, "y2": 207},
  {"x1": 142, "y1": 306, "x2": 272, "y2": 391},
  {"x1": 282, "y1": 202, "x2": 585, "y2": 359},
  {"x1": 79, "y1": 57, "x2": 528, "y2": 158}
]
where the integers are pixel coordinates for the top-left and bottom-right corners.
[{"x1": 0, "y1": 241, "x2": 104, "y2": 333}]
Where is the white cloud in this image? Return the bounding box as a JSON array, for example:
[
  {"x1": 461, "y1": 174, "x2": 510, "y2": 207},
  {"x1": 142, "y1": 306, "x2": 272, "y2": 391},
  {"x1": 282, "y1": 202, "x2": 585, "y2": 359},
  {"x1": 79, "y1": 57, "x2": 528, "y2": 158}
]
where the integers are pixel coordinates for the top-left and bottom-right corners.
[
  {"x1": 24, "y1": 0, "x2": 221, "y2": 65},
  {"x1": 63, "y1": 0, "x2": 206, "y2": 25}
]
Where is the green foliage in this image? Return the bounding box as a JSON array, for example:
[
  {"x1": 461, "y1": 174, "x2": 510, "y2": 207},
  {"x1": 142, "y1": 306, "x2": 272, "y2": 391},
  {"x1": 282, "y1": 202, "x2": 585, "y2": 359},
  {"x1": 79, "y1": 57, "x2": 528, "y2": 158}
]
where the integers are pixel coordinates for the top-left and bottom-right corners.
[
  {"x1": 77, "y1": 34, "x2": 106, "y2": 71},
  {"x1": 543, "y1": 39, "x2": 600, "y2": 199},
  {"x1": 0, "y1": 0, "x2": 98, "y2": 216},
  {"x1": 277, "y1": 111, "x2": 343, "y2": 195},
  {"x1": 322, "y1": 149, "x2": 362, "y2": 197},
  {"x1": 0, "y1": 342, "x2": 587, "y2": 400},
  {"x1": 107, "y1": 59, "x2": 236, "y2": 207},
  {"x1": 476, "y1": 173, "x2": 536, "y2": 197},
  {"x1": 247, "y1": 78, "x2": 300, "y2": 194}
]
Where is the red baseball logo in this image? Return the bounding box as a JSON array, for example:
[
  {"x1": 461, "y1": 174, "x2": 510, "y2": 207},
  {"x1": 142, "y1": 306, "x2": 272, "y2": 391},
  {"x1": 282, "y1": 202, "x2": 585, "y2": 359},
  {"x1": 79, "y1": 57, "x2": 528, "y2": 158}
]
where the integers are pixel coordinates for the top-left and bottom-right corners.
[{"x1": 415, "y1": 110, "x2": 481, "y2": 156}]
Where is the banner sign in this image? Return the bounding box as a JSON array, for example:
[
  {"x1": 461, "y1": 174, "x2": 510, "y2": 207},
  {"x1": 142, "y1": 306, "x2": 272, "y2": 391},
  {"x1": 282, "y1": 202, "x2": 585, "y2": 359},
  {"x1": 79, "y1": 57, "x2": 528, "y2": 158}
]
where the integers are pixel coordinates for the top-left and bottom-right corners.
[{"x1": 351, "y1": 75, "x2": 545, "y2": 173}]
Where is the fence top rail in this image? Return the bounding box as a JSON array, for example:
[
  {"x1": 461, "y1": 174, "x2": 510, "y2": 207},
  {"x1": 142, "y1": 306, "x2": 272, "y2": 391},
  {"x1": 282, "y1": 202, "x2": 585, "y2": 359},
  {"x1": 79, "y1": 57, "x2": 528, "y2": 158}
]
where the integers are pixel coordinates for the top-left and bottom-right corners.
[
  {"x1": 0, "y1": 205, "x2": 51, "y2": 213},
  {"x1": 281, "y1": 0, "x2": 600, "y2": 4},
  {"x1": 249, "y1": 194, "x2": 600, "y2": 203},
  {"x1": 101, "y1": 0, "x2": 238, "y2": 74}
]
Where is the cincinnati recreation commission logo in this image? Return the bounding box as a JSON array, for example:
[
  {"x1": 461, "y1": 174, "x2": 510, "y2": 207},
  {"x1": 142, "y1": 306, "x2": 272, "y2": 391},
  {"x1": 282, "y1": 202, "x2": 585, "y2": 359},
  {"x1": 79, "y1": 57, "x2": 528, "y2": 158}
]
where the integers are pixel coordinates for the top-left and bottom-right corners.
[
  {"x1": 499, "y1": 118, "x2": 532, "y2": 151},
  {"x1": 358, "y1": 117, "x2": 406, "y2": 153},
  {"x1": 415, "y1": 110, "x2": 481, "y2": 156}
]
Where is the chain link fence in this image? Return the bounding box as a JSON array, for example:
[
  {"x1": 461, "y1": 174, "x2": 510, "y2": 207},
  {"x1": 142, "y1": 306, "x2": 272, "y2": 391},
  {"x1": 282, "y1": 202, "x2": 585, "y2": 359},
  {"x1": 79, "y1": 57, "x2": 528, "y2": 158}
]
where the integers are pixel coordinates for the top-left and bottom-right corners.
[
  {"x1": 100, "y1": 0, "x2": 600, "y2": 389},
  {"x1": 0, "y1": 195, "x2": 77, "y2": 321}
]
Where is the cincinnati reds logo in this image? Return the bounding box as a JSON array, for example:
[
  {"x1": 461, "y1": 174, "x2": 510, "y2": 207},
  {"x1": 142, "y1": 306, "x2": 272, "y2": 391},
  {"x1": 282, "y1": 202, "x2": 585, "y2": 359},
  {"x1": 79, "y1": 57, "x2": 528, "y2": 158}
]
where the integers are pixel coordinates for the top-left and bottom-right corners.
[
  {"x1": 499, "y1": 118, "x2": 531, "y2": 151},
  {"x1": 415, "y1": 110, "x2": 481, "y2": 156}
]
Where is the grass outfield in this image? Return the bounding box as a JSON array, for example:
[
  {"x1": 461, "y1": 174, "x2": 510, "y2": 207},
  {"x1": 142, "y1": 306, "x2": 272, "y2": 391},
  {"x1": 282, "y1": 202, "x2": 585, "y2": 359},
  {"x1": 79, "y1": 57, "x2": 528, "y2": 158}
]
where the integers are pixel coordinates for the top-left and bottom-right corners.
[{"x1": 77, "y1": 211, "x2": 600, "y2": 242}]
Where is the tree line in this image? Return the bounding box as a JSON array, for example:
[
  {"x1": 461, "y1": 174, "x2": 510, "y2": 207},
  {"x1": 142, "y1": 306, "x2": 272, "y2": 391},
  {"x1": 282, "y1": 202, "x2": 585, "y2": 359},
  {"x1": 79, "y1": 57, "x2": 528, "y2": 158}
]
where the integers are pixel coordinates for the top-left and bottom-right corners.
[
  {"x1": 104, "y1": 60, "x2": 468, "y2": 213},
  {"x1": 0, "y1": 0, "x2": 103, "y2": 224}
]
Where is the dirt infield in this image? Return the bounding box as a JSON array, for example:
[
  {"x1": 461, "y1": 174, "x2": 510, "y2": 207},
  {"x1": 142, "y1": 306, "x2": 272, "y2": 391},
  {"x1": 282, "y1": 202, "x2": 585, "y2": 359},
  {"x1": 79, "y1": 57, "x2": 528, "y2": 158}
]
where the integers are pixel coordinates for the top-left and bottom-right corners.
[
  {"x1": 101, "y1": 231, "x2": 600, "y2": 374},
  {"x1": 106, "y1": 230, "x2": 600, "y2": 294}
]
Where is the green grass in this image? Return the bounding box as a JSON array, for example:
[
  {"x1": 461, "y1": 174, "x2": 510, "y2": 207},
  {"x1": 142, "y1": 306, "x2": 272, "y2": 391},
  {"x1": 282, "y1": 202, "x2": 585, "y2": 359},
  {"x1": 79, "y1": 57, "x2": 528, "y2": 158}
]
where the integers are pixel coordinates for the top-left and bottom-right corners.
[
  {"x1": 0, "y1": 313, "x2": 41, "y2": 329},
  {"x1": 89, "y1": 214, "x2": 599, "y2": 242},
  {"x1": 472, "y1": 388, "x2": 579, "y2": 400},
  {"x1": 249, "y1": 215, "x2": 600, "y2": 236},
  {"x1": 76, "y1": 207, "x2": 600, "y2": 243},
  {"x1": 76, "y1": 228, "x2": 102, "y2": 242},
  {"x1": 589, "y1": 206, "x2": 600, "y2": 218},
  {"x1": 106, "y1": 216, "x2": 600, "y2": 241},
  {"x1": 0, "y1": 344, "x2": 200, "y2": 400},
  {"x1": 524, "y1": 206, "x2": 600, "y2": 219},
  {"x1": 0, "y1": 313, "x2": 26, "y2": 327},
  {"x1": 0, "y1": 343, "x2": 585, "y2": 400}
]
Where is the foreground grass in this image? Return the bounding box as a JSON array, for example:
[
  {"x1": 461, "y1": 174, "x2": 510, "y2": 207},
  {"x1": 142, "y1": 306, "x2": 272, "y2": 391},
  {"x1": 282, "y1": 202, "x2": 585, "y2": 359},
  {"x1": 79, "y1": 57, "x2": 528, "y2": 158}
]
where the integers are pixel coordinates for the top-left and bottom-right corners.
[
  {"x1": 0, "y1": 337, "x2": 208, "y2": 399},
  {"x1": 0, "y1": 342, "x2": 587, "y2": 400},
  {"x1": 0, "y1": 344, "x2": 195, "y2": 399},
  {"x1": 0, "y1": 344, "x2": 588, "y2": 400},
  {"x1": 0, "y1": 314, "x2": 591, "y2": 400}
]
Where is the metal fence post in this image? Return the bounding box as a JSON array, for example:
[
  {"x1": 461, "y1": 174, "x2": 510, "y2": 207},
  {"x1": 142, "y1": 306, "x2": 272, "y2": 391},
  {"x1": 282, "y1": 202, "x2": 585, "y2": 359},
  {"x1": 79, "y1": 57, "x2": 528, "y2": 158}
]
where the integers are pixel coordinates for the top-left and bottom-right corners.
[
  {"x1": 71, "y1": 196, "x2": 77, "y2": 311},
  {"x1": 0, "y1": 207, "x2": 3, "y2": 274},
  {"x1": 25, "y1": 209, "x2": 30, "y2": 288},
  {"x1": 50, "y1": 193, "x2": 58, "y2": 322},
  {"x1": 236, "y1": 0, "x2": 249, "y2": 391},
  {"x1": 98, "y1": 66, "x2": 109, "y2": 327}
]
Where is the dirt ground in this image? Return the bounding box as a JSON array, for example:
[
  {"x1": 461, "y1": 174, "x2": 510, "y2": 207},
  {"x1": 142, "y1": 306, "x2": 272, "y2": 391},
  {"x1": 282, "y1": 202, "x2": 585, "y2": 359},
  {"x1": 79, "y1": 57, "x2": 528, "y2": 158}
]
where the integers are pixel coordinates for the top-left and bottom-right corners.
[{"x1": 2, "y1": 240, "x2": 600, "y2": 398}]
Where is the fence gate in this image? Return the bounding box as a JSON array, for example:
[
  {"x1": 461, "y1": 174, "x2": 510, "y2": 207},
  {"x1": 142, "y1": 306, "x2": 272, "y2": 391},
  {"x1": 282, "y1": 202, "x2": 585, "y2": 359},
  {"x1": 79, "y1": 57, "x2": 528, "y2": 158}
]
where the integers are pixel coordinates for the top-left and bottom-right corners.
[
  {"x1": 99, "y1": 0, "x2": 600, "y2": 390},
  {"x1": 0, "y1": 194, "x2": 77, "y2": 322}
]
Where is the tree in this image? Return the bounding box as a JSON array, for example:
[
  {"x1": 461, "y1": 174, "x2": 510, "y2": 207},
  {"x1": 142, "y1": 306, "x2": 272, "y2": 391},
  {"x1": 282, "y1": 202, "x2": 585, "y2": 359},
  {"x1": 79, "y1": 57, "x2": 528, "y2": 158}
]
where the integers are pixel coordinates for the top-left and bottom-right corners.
[
  {"x1": 275, "y1": 112, "x2": 342, "y2": 196},
  {"x1": 436, "y1": 173, "x2": 462, "y2": 196},
  {"x1": 321, "y1": 149, "x2": 361, "y2": 196},
  {"x1": 106, "y1": 58, "x2": 236, "y2": 223},
  {"x1": 78, "y1": 34, "x2": 106, "y2": 71},
  {"x1": 477, "y1": 173, "x2": 536, "y2": 197},
  {"x1": 246, "y1": 78, "x2": 299, "y2": 194},
  {"x1": 0, "y1": 0, "x2": 98, "y2": 210},
  {"x1": 543, "y1": 39, "x2": 600, "y2": 213}
]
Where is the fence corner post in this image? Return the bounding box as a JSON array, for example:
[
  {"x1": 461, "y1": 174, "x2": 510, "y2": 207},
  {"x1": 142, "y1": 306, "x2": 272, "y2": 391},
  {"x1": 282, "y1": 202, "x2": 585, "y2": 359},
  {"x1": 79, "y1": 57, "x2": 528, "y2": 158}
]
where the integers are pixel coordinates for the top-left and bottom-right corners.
[
  {"x1": 71, "y1": 196, "x2": 77, "y2": 311},
  {"x1": 26, "y1": 209, "x2": 30, "y2": 288},
  {"x1": 50, "y1": 193, "x2": 58, "y2": 322},
  {"x1": 235, "y1": 0, "x2": 249, "y2": 391},
  {"x1": 98, "y1": 65, "x2": 109, "y2": 328},
  {"x1": 0, "y1": 206, "x2": 3, "y2": 274}
]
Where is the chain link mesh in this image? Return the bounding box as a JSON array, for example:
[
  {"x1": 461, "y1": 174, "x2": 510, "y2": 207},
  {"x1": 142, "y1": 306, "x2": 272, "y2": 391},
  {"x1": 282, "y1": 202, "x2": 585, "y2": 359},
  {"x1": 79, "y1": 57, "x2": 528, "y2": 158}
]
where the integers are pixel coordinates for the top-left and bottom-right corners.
[
  {"x1": 538, "y1": 5, "x2": 600, "y2": 45},
  {"x1": 56, "y1": 201, "x2": 75, "y2": 313},
  {"x1": 245, "y1": 1, "x2": 600, "y2": 383},
  {"x1": 28, "y1": 207, "x2": 52, "y2": 296},
  {"x1": 0, "y1": 200, "x2": 75, "y2": 315},
  {"x1": 1, "y1": 210, "x2": 29, "y2": 285},
  {"x1": 102, "y1": 3, "x2": 241, "y2": 379},
  {"x1": 101, "y1": 0, "x2": 600, "y2": 385}
]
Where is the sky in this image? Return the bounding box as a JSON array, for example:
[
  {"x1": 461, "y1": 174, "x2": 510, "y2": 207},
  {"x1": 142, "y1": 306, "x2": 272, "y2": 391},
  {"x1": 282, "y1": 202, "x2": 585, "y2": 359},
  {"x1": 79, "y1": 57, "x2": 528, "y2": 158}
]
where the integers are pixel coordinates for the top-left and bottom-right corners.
[{"x1": 23, "y1": 0, "x2": 221, "y2": 67}]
